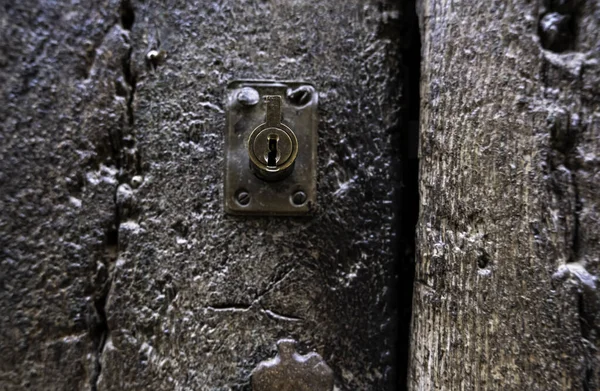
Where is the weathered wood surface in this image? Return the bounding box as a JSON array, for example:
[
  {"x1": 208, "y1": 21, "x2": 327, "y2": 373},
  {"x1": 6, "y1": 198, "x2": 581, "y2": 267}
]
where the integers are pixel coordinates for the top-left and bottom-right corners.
[
  {"x1": 411, "y1": 0, "x2": 600, "y2": 390},
  {"x1": 0, "y1": 0, "x2": 405, "y2": 390}
]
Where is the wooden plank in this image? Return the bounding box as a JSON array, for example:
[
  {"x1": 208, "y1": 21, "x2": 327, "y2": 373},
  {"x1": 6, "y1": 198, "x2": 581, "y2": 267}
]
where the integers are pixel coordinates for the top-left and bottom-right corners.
[
  {"x1": 96, "y1": 1, "x2": 404, "y2": 389},
  {"x1": 411, "y1": 0, "x2": 600, "y2": 389}
]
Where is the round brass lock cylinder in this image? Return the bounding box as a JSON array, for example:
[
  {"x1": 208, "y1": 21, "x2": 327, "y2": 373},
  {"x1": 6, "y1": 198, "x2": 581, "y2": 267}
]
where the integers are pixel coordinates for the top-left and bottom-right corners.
[{"x1": 248, "y1": 96, "x2": 298, "y2": 181}]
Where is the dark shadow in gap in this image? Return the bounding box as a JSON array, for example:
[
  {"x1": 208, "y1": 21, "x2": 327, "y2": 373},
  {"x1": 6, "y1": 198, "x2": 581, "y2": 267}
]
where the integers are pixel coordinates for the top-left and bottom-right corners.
[{"x1": 394, "y1": 0, "x2": 420, "y2": 389}]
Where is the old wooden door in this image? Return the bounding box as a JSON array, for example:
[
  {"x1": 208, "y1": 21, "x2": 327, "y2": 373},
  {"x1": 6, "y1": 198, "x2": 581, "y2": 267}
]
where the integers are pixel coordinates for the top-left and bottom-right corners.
[{"x1": 3, "y1": 0, "x2": 599, "y2": 390}]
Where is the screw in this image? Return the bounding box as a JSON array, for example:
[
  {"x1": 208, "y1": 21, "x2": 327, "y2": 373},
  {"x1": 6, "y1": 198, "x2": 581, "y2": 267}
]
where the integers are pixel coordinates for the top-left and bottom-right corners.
[
  {"x1": 292, "y1": 191, "x2": 307, "y2": 205},
  {"x1": 237, "y1": 191, "x2": 250, "y2": 206},
  {"x1": 237, "y1": 87, "x2": 260, "y2": 106},
  {"x1": 286, "y1": 86, "x2": 312, "y2": 106}
]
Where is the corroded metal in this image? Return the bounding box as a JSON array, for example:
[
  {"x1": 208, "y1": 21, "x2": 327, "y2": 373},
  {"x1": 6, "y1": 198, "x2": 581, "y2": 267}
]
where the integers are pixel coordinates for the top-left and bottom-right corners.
[
  {"x1": 224, "y1": 80, "x2": 318, "y2": 215},
  {"x1": 251, "y1": 339, "x2": 334, "y2": 391}
]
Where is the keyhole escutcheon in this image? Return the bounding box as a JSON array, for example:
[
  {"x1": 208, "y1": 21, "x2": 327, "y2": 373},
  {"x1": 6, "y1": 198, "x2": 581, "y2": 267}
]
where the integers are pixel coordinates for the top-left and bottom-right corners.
[{"x1": 247, "y1": 95, "x2": 298, "y2": 181}]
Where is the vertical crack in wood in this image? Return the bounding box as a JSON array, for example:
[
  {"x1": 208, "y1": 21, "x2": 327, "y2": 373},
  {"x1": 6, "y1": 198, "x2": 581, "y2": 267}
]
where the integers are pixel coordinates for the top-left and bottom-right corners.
[{"x1": 90, "y1": 2, "x2": 138, "y2": 390}]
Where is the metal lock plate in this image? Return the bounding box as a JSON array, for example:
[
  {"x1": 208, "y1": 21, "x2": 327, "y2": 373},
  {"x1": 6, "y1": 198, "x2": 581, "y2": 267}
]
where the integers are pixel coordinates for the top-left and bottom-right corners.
[{"x1": 224, "y1": 80, "x2": 318, "y2": 215}]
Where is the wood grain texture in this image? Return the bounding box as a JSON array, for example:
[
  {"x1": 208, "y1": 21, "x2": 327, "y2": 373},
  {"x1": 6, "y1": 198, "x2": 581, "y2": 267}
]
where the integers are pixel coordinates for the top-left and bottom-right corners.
[{"x1": 411, "y1": 0, "x2": 600, "y2": 389}]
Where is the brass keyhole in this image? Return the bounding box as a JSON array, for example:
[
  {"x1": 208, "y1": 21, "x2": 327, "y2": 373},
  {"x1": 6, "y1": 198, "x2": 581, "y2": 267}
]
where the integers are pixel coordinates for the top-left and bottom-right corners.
[
  {"x1": 248, "y1": 95, "x2": 298, "y2": 182},
  {"x1": 267, "y1": 134, "x2": 279, "y2": 167}
]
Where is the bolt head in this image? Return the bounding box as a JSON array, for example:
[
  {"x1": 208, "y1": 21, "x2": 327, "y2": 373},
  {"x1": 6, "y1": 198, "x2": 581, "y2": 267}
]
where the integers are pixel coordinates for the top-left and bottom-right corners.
[
  {"x1": 292, "y1": 191, "x2": 307, "y2": 206},
  {"x1": 237, "y1": 87, "x2": 260, "y2": 106}
]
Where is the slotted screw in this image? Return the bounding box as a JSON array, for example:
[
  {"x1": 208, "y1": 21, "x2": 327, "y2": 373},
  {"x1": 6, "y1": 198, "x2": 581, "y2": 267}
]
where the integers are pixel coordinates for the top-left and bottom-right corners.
[{"x1": 237, "y1": 191, "x2": 250, "y2": 206}]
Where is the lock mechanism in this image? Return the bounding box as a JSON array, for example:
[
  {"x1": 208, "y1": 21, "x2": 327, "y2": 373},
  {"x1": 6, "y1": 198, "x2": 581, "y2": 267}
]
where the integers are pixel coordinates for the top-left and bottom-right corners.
[
  {"x1": 224, "y1": 80, "x2": 318, "y2": 216},
  {"x1": 248, "y1": 96, "x2": 298, "y2": 181}
]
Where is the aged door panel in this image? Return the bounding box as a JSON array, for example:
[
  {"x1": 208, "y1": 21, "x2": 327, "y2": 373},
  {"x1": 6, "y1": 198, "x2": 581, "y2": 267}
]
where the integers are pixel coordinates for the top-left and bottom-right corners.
[{"x1": 97, "y1": 0, "x2": 403, "y2": 390}]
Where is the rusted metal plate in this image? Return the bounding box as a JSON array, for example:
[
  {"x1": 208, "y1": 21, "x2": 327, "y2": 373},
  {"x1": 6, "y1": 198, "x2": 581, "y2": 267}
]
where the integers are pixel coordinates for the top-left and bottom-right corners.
[{"x1": 224, "y1": 80, "x2": 318, "y2": 216}]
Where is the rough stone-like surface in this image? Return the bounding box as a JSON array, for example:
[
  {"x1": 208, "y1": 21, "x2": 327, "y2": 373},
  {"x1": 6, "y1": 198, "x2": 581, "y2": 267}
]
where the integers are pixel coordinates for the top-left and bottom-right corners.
[
  {"x1": 411, "y1": 0, "x2": 600, "y2": 389},
  {"x1": 1, "y1": 0, "x2": 404, "y2": 390},
  {"x1": 97, "y1": 1, "x2": 402, "y2": 390},
  {"x1": 1, "y1": 1, "x2": 136, "y2": 389}
]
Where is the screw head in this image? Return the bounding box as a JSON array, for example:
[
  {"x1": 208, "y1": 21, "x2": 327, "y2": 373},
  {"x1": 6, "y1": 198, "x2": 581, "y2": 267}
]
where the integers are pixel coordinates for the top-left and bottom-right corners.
[
  {"x1": 286, "y1": 86, "x2": 312, "y2": 106},
  {"x1": 292, "y1": 191, "x2": 307, "y2": 206},
  {"x1": 237, "y1": 190, "x2": 250, "y2": 206},
  {"x1": 237, "y1": 87, "x2": 260, "y2": 106}
]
